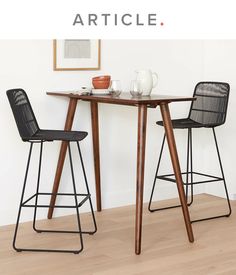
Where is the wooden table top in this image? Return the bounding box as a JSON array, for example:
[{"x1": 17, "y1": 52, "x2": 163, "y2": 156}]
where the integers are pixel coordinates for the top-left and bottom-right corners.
[{"x1": 47, "y1": 92, "x2": 195, "y2": 107}]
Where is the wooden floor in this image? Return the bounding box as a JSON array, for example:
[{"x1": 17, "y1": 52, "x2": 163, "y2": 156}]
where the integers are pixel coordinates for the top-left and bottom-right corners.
[{"x1": 0, "y1": 194, "x2": 236, "y2": 275}]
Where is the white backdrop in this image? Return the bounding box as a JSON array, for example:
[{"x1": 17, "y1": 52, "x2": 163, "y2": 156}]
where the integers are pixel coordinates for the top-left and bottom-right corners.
[{"x1": 0, "y1": 39, "x2": 235, "y2": 226}]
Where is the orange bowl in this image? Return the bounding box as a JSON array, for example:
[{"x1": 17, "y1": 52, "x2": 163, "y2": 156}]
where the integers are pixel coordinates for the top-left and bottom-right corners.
[
  {"x1": 92, "y1": 75, "x2": 111, "y2": 81},
  {"x1": 92, "y1": 75, "x2": 111, "y2": 89}
]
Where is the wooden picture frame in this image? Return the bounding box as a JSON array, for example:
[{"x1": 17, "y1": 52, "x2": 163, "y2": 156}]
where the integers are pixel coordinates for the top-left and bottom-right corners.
[{"x1": 53, "y1": 39, "x2": 101, "y2": 71}]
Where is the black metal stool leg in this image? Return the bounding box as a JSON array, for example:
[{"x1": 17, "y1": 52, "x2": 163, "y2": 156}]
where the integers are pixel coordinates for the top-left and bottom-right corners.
[
  {"x1": 190, "y1": 128, "x2": 232, "y2": 223},
  {"x1": 148, "y1": 131, "x2": 193, "y2": 212},
  {"x1": 212, "y1": 128, "x2": 231, "y2": 216},
  {"x1": 148, "y1": 135, "x2": 166, "y2": 212},
  {"x1": 185, "y1": 129, "x2": 190, "y2": 202},
  {"x1": 77, "y1": 142, "x2": 97, "y2": 234},
  {"x1": 188, "y1": 128, "x2": 194, "y2": 205},
  {"x1": 13, "y1": 143, "x2": 34, "y2": 252},
  {"x1": 68, "y1": 142, "x2": 84, "y2": 254},
  {"x1": 184, "y1": 128, "x2": 194, "y2": 205},
  {"x1": 149, "y1": 126, "x2": 232, "y2": 222},
  {"x1": 33, "y1": 141, "x2": 43, "y2": 233},
  {"x1": 13, "y1": 141, "x2": 95, "y2": 254}
]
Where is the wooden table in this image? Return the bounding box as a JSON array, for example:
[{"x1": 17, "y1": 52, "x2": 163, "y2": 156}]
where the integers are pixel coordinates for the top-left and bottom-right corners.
[{"x1": 46, "y1": 92, "x2": 195, "y2": 254}]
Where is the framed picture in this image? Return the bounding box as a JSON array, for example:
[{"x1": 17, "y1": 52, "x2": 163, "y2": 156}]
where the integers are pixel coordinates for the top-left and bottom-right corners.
[{"x1": 53, "y1": 39, "x2": 101, "y2": 71}]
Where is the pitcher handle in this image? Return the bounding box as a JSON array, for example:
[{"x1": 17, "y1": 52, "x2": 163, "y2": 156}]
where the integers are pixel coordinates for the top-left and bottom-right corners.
[{"x1": 152, "y1": 73, "x2": 158, "y2": 88}]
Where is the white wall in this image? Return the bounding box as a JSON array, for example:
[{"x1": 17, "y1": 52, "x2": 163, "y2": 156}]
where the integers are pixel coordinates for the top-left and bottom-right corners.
[{"x1": 0, "y1": 39, "x2": 234, "y2": 226}]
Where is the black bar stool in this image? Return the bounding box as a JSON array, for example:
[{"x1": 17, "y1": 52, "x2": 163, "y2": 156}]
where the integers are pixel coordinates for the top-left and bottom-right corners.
[
  {"x1": 7, "y1": 88, "x2": 97, "y2": 253},
  {"x1": 148, "y1": 82, "x2": 232, "y2": 223}
]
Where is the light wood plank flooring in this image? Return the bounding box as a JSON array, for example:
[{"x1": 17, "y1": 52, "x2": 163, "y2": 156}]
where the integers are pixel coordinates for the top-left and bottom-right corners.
[{"x1": 0, "y1": 194, "x2": 235, "y2": 275}]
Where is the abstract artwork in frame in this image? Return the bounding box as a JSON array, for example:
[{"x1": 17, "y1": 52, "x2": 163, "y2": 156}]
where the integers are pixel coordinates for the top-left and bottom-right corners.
[{"x1": 53, "y1": 39, "x2": 100, "y2": 71}]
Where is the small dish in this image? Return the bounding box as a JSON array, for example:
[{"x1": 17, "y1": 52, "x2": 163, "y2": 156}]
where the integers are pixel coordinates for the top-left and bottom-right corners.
[{"x1": 91, "y1": 89, "x2": 110, "y2": 95}]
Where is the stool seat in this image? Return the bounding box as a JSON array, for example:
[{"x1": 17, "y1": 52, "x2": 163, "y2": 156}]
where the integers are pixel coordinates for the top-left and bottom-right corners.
[
  {"x1": 29, "y1": 129, "x2": 88, "y2": 142},
  {"x1": 157, "y1": 118, "x2": 204, "y2": 129}
]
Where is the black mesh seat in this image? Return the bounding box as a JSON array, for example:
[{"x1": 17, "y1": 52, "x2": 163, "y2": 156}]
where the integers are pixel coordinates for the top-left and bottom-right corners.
[
  {"x1": 32, "y1": 129, "x2": 88, "y2": 141},
  {"x1": 7, "y1": 88, "x2": 97, "y2": 254},
  {"x1": 157, "y1": 118, "x2": 204, "y2": 129},
  {"x1": 148, "y1": 82, "x2": 232, "y2": 223}
]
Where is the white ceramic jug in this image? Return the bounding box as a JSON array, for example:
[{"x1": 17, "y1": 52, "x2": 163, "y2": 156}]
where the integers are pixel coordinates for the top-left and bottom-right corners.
[{"x1": 135, "y1": 69, "x2": 158, "y2": 96}]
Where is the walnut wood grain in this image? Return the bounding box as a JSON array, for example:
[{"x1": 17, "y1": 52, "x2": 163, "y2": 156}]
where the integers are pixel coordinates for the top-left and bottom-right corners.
[
  {"x1": 47, "y1": 91, "x2": 195, "y2": 253},
  {"x1": 160, "y1": 103, "x2": 194, "y2": 243},
  {"x1": 47, "y1": 92, "x2": 194, "y2": 107},
  {"x1": 47, "y1": 98, "x2": 78, "y2": 219},
  {"x1": 135, "y1": 104, "x2": 147, "y2": 255},
  {"x1": 91, "y1": 102, "x2": 102, "y2": 212}
]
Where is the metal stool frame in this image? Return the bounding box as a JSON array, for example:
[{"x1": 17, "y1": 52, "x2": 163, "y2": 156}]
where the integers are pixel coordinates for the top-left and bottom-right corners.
[
  {"x1": 7, "y1": 89, "x2": 97, "y2": 254},
  {"x1": 148, "y1": 82, "x2": 232, "y2": 222}
]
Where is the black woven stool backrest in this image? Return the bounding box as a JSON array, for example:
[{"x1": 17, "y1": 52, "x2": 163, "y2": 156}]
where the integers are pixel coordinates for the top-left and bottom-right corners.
[
  {"x1": 188, "y1": 82, "x2": 230, "y2": 127},
  {"x1": 7, "y1": 89, "x2": 40, "y2": 141}
]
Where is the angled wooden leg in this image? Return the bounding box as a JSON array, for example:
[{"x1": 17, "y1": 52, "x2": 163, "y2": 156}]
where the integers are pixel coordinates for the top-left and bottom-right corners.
[
  {"x1": 135, "y1": 104, "x2": 147, "y2": 255},
  {"x1": 90, "y1": 102, "x2": 102, "y2": 212},
  {"x1": 160, "y1": 103, "x2": 194, "y2": 243},
  {"x1": 47, "y1": 98, "x2": 78, "y2": 219}
]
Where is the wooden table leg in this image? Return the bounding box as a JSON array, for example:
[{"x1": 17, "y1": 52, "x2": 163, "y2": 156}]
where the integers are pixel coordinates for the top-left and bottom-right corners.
[
  {"x1": 135, "y1": 104, "x2": 147, "y2": 255},
  {"x1": 160, "y1": 103, "x2": 194, "y2": 243},
  {"x1": 47, "y1": 98, "x2": 78, "y2": 219},
  {"x1": 90, "y1": 102, "x2": 102, "y2": 212}
]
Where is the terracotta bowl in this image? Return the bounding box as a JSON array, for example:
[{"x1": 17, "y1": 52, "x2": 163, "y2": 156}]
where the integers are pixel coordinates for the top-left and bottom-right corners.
[
  {"x1": 92, "y1": 75, "x2": 111, "y2": 89},
  {"x1": 92, "y1": 75, "x2": 110, "y2": 80}
]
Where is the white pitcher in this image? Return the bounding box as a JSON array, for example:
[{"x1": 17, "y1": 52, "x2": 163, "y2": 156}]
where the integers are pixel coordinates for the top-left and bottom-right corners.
[{"x1": 135, "y1": 69, "x2": 158, "y2": 96}]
